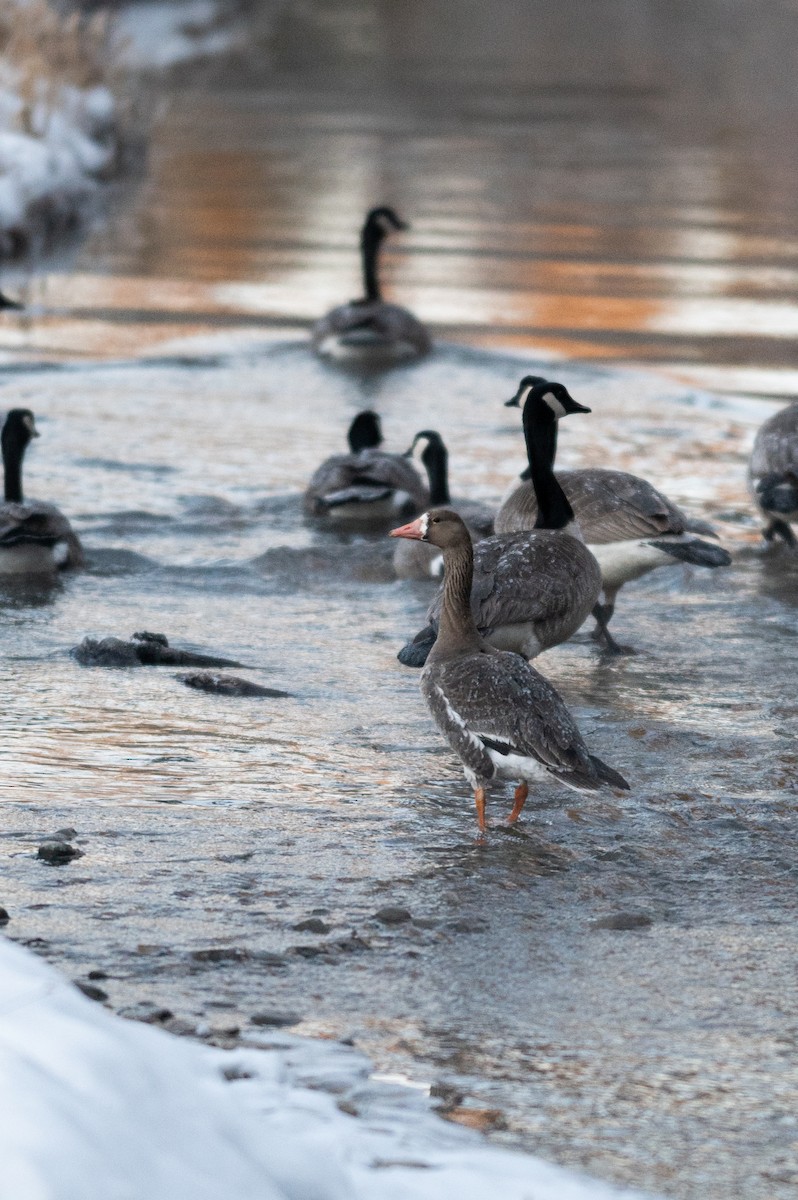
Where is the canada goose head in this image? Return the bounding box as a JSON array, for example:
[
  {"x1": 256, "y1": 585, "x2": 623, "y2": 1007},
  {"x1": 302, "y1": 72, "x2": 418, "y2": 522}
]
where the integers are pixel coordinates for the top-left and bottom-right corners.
[
  {"x1": 360, "y1": 208, "x2": 408, "y2": 303},
  {"x1": 505, "y1": 377, "x2": 591, "y2": 420},
  {"x1": 0, "y1": 291, "x2": 21, "y2": 311},
  {"x1": 3, "y1": 408, "x2": 39, "y2": 450},
  {"x1": 2, "y1": 408, "x2": 39, "y2": 503},
  {"x1": 405, "y1": 430, "x2": 450, "y2": 506},
  {"x1": 347, "y1": 410, "x2": 383, "y2": 453},
  {"x1": 363, "y1": 206, "x2": 407, "y2": 241},
  {"x1": 390, "y1": 508, "x2": 467, "y2": 549}
]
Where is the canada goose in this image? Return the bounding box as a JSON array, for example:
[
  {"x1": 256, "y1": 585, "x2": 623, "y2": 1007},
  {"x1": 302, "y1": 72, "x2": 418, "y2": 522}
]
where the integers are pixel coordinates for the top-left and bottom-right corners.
[
  {"x1": 390, "y1": 509, "x2": 629, "y2": 833},
  {"x1": 397, "y1": 381, "x2": 601, "y2": 666},
  {"x1": 393, "y1": 430, "x2": 493, "y2": 580},
  {"x1": 311, "y1": 207, "x2": 431, "y2": 363},
  {"x1": 0, "y1": 408, "x2": 83, "y2": 574},
  {"x1": 499, "y1": 380, "x2": 732, "y2": 653},
  {"x1": 0, "y1": 291, "x2": 21, "y2": 310},
  {"x1": 749, "y1": 400, "x2": 798, "y2": 546},
  {"x1": 304, "y1": 409, "x2": 428, "y2": 523}
]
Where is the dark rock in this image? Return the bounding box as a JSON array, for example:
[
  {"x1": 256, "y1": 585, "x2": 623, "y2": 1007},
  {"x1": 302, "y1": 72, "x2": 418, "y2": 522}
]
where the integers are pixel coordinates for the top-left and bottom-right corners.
[
  {"x1": 251, "y1": 951, "x2": 289, "y2": 968},
  {"x1": 0, "y1": 907, "x2": 9, "y2": 925},
  {"x1": 117, "y1": 1002, "x2": 173, "y2": 1024},
  {"x1": 190, "y1": 947, "x2": 250, "y2": 964},
  {"x1": 177, "y1": 672, "x2": 292, "y2": 698},
  {"x1": 75, "y1": 981, "x2": 108, "y2": 1002},
  {"x1": 72, "y1": 631, "x2": 244, "y2": 669},
  {"x1": 71, "y1": 636, "x2": 142, "y2": 667},
  {"x1": 132, "y1": 630, "x2": 168, "y2": 647},
  {"x1": 293, "y1": 918, "x2": 331, "y2": 934},
  {"x1": 330, "y1": 932, "x2": 371, "y2": 953},
  {"x1": 163, "y1": 1016, "x2": 199, "y2": 1036},
  {"x1": 290, "y1": 944, "x2": 326, "y2": 959},
  {"x1": 51, "y1": 827, "x2": 78, "y2": 841},
  {"x1": 37, "y1": 841, "x2": 84, "y2": 865},
  {"x1": 374, "y1": 906, "x2": 412, "y2": 925},
  {"x1": 251, "y1": 1010, "x2": 301, "y2": 1028},
  {"x1": 591, "y1": 912, "x2": 653, "y2": 931},
  {"x1": 445, "y1": 918, "x2": 488, "y2": 933}
]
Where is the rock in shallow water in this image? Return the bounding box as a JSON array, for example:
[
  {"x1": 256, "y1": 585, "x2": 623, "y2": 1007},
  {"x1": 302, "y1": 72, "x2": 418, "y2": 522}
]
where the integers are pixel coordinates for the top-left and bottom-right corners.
[
  {"x1": 37, "y1": 841, "x2": 83, "y2": 865},
  {"x1": 591, "y1": 912, "x2": 653, "y2": 931},
  {"x1": 177, "y1": 672, "x2": 291, "y2": 698},
  {"x1": 71, "y1": 631, "x2": 244, "y2": 669},
  {"x1": 374, "y1": 906, "x2": 412, "y2": 925},
  {"x1": 251, "y1": 1010, "x2": 302, "y2": 1028}
]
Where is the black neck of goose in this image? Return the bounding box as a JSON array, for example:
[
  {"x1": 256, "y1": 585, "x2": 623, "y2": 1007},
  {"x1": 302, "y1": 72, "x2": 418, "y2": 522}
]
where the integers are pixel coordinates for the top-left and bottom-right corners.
[
  {"x1": 435, "y1": 536, "x2": 482, "y2": 657},
  {"x1": 361, "y1": 225, "x2": 383, "y2": 302},
  {"x1": 424, "y1": 442, "x2": 450, "y2": 506},
  {"x1": 523, "y1": 403, "x2": 574, "y2": 530},
  {"x1": 2, "y1": 430, "x2": 24, "y2": 502}
]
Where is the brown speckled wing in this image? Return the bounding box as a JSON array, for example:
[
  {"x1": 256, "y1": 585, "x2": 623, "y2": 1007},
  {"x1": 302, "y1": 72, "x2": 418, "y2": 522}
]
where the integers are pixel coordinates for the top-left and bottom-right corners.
[
  {"x1": 422, "y1": 651, "x2": 601, "y2": 786},
  {"x1": 425, "y1": 530, "x2": 600, "y2": 631}
]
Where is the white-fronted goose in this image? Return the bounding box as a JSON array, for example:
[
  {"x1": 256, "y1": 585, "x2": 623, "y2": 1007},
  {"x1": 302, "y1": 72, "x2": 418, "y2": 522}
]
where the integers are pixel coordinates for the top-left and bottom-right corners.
[
  {"x1": 748, "y1": 400, "x2": 798, "y2": 546},
  {"x1": 398, "y1": 381, "x2": 601, "y2": 666},
  {"x1": 0, "y1": 408, "x2": 83, "y2": 574},
  {"x1": 393, "y1": 430, "x2": 493, "y2": 580},
  {"x1": 311, "y1": 207, "x2": 431, "y2": 363},
  {"x1": 391, "y1": 509, "x2": 628, "y2": 832},
  {"x1": 304, "y1": 409, "x2": 428, "y2": 523},
  {"x1": 499, "y1": 379, "x2": 732, "y2": 653}
]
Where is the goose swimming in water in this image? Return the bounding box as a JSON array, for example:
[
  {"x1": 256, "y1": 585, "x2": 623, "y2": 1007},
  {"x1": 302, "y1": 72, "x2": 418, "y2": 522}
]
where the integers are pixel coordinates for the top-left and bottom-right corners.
[
  {"x1": 748, "y1": 400, "x2": 798, "y2": 546},
  {"x1": 398, "y1": 381, "x2": 601, "y2": 667},
  {"x1": 0, "y1": 408, "x2": 83, "y2": 575},
  {"x1": 304, "y1": 409, "x2": 428, "y2": 524},
  {"x1": 393, "y1": 430, "x2": 493, "y2": 580},
  {"x1": 391, "y1": 509, "x2": 629, "y2": 833},
  {"x1": 311, "y1": 207, "x2": 431, "y2": 364},
  {"x1": 498, "y1": 378, "x2": 732, "y2": 653}
]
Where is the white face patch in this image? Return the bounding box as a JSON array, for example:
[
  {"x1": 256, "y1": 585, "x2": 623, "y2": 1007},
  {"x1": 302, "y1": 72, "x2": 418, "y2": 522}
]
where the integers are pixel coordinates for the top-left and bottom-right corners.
[
  {"x1": 22, "y1": 413, "x2": 38, "y2": 436},
  {"x1": 516, "y1": 384, "x2": 533, "y2": 408},
  {"x1": 542, "y1": 391, "x2": 567, "y2": 418},
  {"x1": 418, "y1": 512, "x2": 430, "y2": 539}
]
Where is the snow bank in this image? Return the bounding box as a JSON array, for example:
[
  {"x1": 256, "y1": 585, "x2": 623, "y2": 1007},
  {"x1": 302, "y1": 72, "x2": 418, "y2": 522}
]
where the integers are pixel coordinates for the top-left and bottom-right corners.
[
  {"x1": 0, "y1": 937, "x2": 655, "y2": 1200},
  {"x1": 0, "y1": 1, "x2": 122, "y2": 258}
]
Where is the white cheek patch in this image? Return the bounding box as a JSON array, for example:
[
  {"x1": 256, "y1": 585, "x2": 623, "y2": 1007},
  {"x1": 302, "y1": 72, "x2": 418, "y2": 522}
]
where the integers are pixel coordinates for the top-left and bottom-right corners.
[
  {"x1": 543, "y1": 391, "x2": 567, "y2": 418},
  {"x1": 516, "y1": 385, "x2": 532, "y2": 408},
  {"x1": 418, "y1": 512, "x2": 430, "y2": 539}
]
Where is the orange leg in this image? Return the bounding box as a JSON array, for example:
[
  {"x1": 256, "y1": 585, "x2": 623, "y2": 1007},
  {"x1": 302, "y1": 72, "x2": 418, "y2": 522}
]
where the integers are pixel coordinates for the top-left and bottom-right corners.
[
  {"x1": 474, "y1": 787, "x2": 487, "y2": 832},
  {"x1": 507, "y1": 782, "x2": 528, "y2": 824}
]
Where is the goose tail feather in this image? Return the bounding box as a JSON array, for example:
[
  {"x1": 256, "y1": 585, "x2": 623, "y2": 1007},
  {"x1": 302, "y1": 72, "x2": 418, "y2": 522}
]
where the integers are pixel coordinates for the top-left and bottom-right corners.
[
  {"x1": 648, "y1": 537, "x2": 731, "y2": 568},
  {"x1": 589, "y1": 755, "x2": 630, "y2": 791}
]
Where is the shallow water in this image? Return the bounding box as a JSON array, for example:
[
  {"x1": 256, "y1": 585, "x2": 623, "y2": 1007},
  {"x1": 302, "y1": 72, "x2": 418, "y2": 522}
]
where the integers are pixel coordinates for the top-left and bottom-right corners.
[
  {"x1": 3, "y1": 0, "x2": 798, "y2": 1195},
  {"x1": 1, "y1": 337, "x2": 797, "y2": 1199}
]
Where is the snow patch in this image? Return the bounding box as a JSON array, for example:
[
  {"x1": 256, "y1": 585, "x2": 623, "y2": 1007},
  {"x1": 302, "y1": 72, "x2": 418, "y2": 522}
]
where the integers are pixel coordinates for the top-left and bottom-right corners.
[{"x1": 0, "y1": 936, "x2": 656, "y2": 1200}]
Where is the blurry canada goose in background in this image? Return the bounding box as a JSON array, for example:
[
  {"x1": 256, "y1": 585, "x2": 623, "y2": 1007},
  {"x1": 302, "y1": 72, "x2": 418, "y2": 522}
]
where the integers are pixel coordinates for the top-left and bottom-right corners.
[
  {"x1": 748, "y1": 400, "x2": 798, "y2": 546},
  {"x1": 0, "y1": 291, "x2": 21, "y2": 310},
  {"x1": 393, "y1": 430, "x2": 494, "y2": 580},
  {"x1": 391, "y1": 509, "x2": 628, "y2": 833},
  {"x1": 499, "y1": 378, "x2": 732, "y2": 653},
  {"x1": 0, "y1": 408, "x2": 84, "y2": 574},
  {"x1": 311, "y1": 207, "x2": 431, "y2": 364},
  {"x1": 398, "y1": 381, "x2": 601, "y2": 666},
  {"x1": 303, "y1": 409, "x2": 428, "y2": 523}
]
